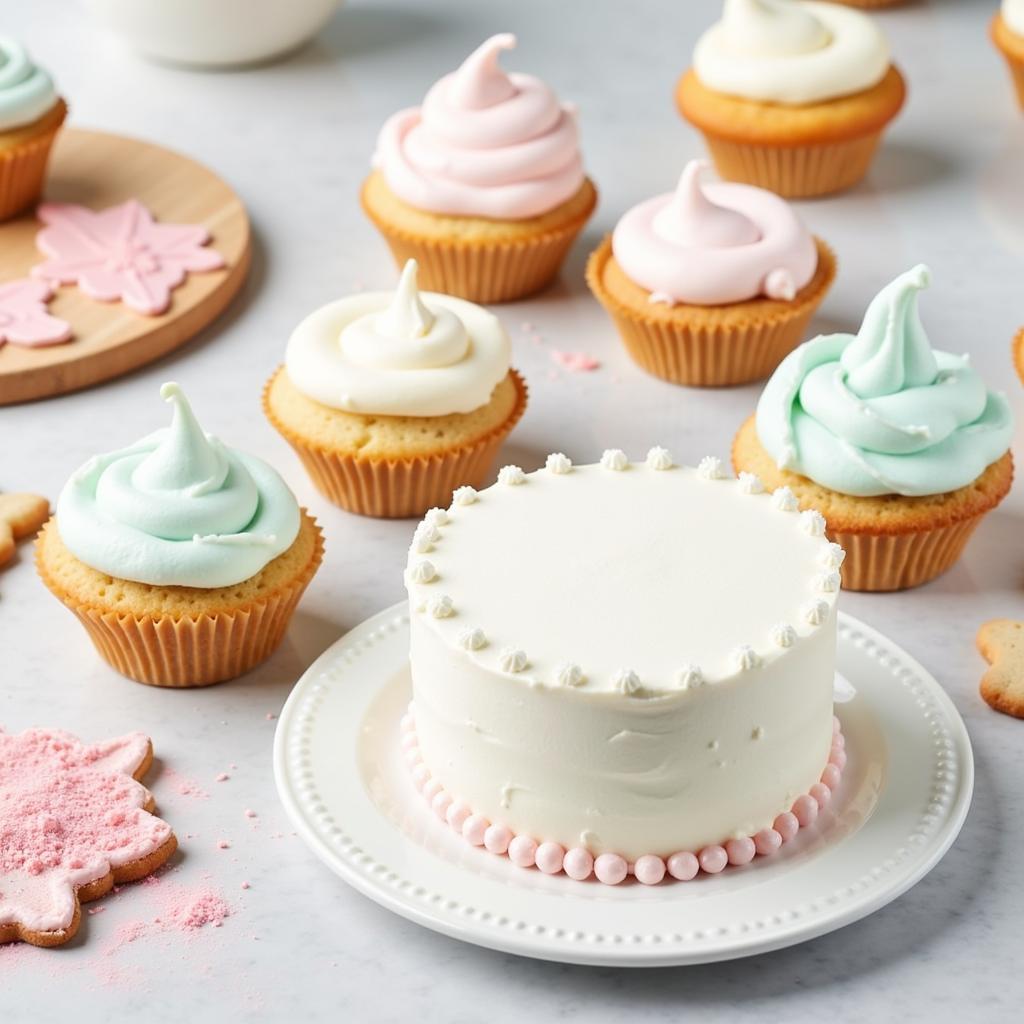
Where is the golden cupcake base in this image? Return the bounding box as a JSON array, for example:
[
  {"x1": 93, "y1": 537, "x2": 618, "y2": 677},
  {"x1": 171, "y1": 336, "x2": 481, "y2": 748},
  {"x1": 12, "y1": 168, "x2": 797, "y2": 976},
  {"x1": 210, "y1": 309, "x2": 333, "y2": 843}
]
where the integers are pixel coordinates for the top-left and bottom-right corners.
[{"x1": 587, "y1": 236, "x2": 836, "y2": 388}]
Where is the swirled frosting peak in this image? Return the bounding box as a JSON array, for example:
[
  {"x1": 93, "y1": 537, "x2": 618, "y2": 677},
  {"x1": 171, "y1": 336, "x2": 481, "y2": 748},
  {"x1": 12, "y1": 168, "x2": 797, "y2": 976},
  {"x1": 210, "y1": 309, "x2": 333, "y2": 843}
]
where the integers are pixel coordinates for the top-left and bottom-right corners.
[
  {"x1": 756, "y1": 265, "x2": 1013, "y2": 497},
  {"x1": 0, "y1": 37, "x2": 59, "y2": 132},
  {"x1": 373, "y1": 34, "x2": 585, "y2": 219},
  {"x1": 694, "y1": 0, "x2": 890, "y2": 105},
  {"x1": 285, "y1": 260, "x2": 510, "y2": 417},
  {"x1": 57, "y1": 383, "x2": 300, "y2": 587},
  {"x1": 612, "y1": 160, "x2": 817, "y2": 305}
]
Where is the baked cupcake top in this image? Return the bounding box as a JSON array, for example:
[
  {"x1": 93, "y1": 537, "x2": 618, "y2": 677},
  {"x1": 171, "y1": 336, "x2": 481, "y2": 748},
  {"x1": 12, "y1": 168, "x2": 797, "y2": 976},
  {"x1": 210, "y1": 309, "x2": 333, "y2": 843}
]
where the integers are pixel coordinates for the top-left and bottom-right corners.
[
  {"x1": 694, "y1": 0, "x2": 890, "y2": 105},
  {"x1": 0, "y1": 37, "x2": 59, "y2": 131},
  {"x1": 373, "y1": 33, "x2": 584, "y2": 219},
  {"x1": 285, "y1": 259, "x2": 510, "y2": 417},
  {"x1": 1004, "y1": 0, "x2": 1024, "y2": 35},
  {"x1": 756, "y1": 265, "x2": 1013, "y2": 497},
  {"x1": 57, "y1": 383, "x2": 300, "y2": 588},
  {"x1": 611, "y1": 160, "x2": 818, "y2": 306}
]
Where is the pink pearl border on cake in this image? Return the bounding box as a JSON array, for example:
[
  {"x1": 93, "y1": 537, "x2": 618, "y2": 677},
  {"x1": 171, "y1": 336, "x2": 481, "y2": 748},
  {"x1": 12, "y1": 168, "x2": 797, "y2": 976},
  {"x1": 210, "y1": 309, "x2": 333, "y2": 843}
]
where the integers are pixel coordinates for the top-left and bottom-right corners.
[{"x1": 400, "y1": 704, "x2": 846, "y2": 885}]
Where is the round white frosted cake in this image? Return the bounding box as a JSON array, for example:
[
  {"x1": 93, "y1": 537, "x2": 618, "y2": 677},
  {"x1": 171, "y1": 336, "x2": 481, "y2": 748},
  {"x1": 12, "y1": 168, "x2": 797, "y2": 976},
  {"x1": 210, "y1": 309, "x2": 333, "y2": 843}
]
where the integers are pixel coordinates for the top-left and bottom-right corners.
[{"x1": 403, "y1": 449, "x2": 845, "y2": 884}]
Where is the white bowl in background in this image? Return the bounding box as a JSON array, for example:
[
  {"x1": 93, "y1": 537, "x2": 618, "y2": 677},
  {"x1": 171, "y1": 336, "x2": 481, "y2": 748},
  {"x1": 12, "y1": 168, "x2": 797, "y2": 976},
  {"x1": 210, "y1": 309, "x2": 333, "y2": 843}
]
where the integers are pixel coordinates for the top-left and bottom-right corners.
[{"x1": 83, "y1": 0, "x2": 343, "y2": 68}]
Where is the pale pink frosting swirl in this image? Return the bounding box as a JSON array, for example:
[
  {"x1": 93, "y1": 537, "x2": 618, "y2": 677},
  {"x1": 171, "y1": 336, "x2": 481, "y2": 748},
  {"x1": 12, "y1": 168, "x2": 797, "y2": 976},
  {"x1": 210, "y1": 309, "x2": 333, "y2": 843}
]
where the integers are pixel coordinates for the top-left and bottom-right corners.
[
  {"x1": 611, "y1": 160, "x2": 818, "y2": 306},
  {"x1": 374, "y1": 34, "x2": 585, "y2": 220}
]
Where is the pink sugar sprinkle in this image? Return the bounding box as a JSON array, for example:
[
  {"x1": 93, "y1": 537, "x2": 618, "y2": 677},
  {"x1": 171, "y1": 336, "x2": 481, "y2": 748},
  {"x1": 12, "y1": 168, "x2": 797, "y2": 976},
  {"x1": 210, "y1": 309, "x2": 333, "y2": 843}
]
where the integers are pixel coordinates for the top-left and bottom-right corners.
[
  {"x1": 217, "y1": 839, "x2": 230, "y2": 850},
  {"x1": 164, "y1": 766, "x2": 209, "y2": 799},
  {"x1": 550, "y1": 349, "x2": 600, "y2": 372},
  {"x1": 215, "y1": 773, "x2": 230, "y2": 782},
  {"x1": 87, "y1": 905, "x2": 107, "y2": 915},
  {"x1": 265, "y1": 713, "x2": 277, "y2": 721},
  {"x1": 240, "y1": 881, "x2": 250, "y2": 890},
  {"x1": 520, "y1": 321, "x2": 533, "y2": 332},
  {"x1": 244, "y1": 809, "x2": 257, "y2": 819},
  {"x1": 169, "y1": 889, "x2": 230, "y2": 930}
]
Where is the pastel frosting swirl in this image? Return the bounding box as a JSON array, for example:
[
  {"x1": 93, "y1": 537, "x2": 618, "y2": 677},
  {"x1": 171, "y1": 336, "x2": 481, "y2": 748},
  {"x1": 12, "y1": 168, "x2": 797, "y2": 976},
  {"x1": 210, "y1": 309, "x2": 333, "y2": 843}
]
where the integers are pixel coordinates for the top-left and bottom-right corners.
[
  {"x1": 756, "y1": 265, "x2": 1013, "y2": 498},
  {"x1": 612, "y1": 160, "x2": 818, "y2": 306},
  {"x1": 694, "y1": 0, "x2": 890, "y2": 105},
  {"x1": 285, "y1": 259, "x2": 510, "y2": 417},
  {"x1": 58, "y1": 383, "x2": 300, "y2": 587},
  {"x1": 1004, "y1": 0, "x2": 1024, "y2": 36},
  {"x1": 374, "y1": 33, "x2": 584, "y2": 219},
  {"x1": 0, "y1": 37, "x2": 58, "y2": 132}
]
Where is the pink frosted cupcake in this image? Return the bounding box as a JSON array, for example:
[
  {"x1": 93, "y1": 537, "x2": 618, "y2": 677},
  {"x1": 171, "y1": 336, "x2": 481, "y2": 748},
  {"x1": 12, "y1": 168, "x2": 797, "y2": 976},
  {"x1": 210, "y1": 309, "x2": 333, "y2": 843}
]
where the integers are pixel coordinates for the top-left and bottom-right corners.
[{"x1": 361, "y1": 33, "x2": 598, "y2": 303}]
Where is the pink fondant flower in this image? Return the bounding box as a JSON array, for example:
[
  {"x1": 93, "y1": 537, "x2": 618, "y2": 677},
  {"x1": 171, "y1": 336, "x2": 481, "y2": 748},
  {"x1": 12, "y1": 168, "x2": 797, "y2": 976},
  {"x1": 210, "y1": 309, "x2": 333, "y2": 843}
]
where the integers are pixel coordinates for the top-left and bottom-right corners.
[
  {"x1": 0, "y1": 728, "x2": 176, "y2": 945},
  {"x1": 32, "y1": 199, "x2": 225, "y2": 316},
  {"x1": 0, "y1": 278, "x2": 72, "y2": 348}
]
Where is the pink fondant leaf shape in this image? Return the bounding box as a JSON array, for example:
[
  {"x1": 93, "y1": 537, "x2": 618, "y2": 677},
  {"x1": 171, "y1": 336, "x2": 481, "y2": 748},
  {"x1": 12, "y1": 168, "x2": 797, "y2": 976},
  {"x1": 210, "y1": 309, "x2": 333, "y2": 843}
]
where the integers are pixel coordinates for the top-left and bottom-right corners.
[
  {"x1": 0, "y1": 728, "x2": 174, "y2": 941},
  {"x1": 31, "y1": 199, "x2": 225, "y2": 316},
  {"x1": 0, "y1": 277, "x2": 72, "y2": 348}
]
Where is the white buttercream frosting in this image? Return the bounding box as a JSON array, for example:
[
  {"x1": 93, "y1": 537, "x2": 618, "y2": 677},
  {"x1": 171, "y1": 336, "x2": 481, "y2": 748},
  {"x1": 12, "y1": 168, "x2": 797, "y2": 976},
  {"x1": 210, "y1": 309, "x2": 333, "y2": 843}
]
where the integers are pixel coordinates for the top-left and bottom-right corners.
[
  {"x1": 772, "y1": 623, "x2": 797, "y2": 648},
  {"x1": 676, "y1": 664, "x2": 704, "y2": 689},
  {"x1": 800, "y1": 509, "x2": 826, "y2": 536},
  {"x1": 694, "y1": 0, "x2": 890, "y2": 106},
  {"x1": 498, "y1": 647, "x2": 528, "y2": 673},
  {"x1": 1004, "y1": 0, "x2": 1024, "y2": 37},
  {"x1": 409, "y1": 559, "x2": 437, "y2": 583},
  {"x1": 645, "y1": 446, "x2": 673, "y2": 470},
  {"x1": 453, "y1": 486, "x2": 478, "y2": 506},
  {"x1": 556, "y1": 662, "x2": 584, "y2": 687},
  {"x1": 427, "y1": 594, "x2": 454, "y2": 618},
  {"x1": 697, "y1": 455, "x2": 726, "y2": 480},
  {"x1": 601, "y1": 449, "x2": 629, "y2": 471},
  {"x1": 613, "y1": 668, "x2": 642, "y2": 695},
  {"x1": 458, "y1": 626, "x2": 488, "y2": 650},
  {"x1": 498, "y1": 465, "x2": 526, "y2": 486},
  {"x1": 284, "y1": 260, "x2": 510, "y2": 417},
  {"x1": 819, "y1": 542, "x2": 846, "y2": 569},
  {"x1": 546, "y1": 452, "x2": 572, "y2": 474},
  {"x1": 738, "y1": 471, "x2": 764, "y2": 494},
  {"x1": 772, "y1": 486, "x2": 799, "y2": 511}
]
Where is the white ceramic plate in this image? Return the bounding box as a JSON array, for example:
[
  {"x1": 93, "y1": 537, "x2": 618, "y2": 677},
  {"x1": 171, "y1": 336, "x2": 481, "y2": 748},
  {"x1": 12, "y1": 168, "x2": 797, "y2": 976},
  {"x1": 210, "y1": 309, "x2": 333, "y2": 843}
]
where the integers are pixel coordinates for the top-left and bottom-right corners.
[{"x1": 273, "y1": 605, "x2": 972, "y2": 967}]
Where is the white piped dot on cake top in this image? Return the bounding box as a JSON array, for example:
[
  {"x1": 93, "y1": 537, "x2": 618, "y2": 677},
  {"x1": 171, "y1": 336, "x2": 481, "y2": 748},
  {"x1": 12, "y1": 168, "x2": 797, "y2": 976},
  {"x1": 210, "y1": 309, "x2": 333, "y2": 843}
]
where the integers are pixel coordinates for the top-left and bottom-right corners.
[
  {"x1": 613, "y1": 668, "x2": 642, "y2": 695},
  {"x1": 814, "y1": 571, "x2": 841, "y2": 593},
  {"x1": 546, "y1": 452, "x2": 572, "y2": 474},
  {"x1": 771, "y1": 623, "x2": 797, "y2": 648},
  {"x1": 601, "y1": 449, "x2": 628, "y2": 471},
  {"x1": 556, "y1": 662, "x2": 584, "y2": 687},
  {"x1": 697, "y1": 456, "x2": 725, "y2": 480},
  {"x1": 803, "y1": 599, "x2": 829, "y2": 626},
  {"x1": 772, "y1": 486, "x2": 798, "y2": 511},
  {"x1": 427, "y1": 594, "x2": 454, "y2": 618},
  {"x1": 731, "y1": 645, "x2": 761, "y2": 671},
  {"x1": 676, "y1": 664, "x2": 703, "y2": 689},
  {"x1": 645, "y1": 446, "x2": 673, "y2": 470},
  {"x1": 409, "y1": 560, "x2": 437, "y2": 584},
  {"x1": 738, "y1": 472, "x2": 764, "y2": 495},
  {"x1": 498, "y1": 647, "x2": 528, "y2": 673},
  {"x1": 498, "y1": 465, "x2": 525, "y2": 486},
  {"x1": 800, "y1": 510, "x2": 826, "y2": 536},
  {"x1": 452, "y1": 485, "x2": 478, "y2": 506},
  {"x1": 424, "y1": 507, "x2": 448, "y2": 527},
  {"x1": 819, "y1": 542, "x2": 845, "y2": 569},
  {"x1": 458, "y1": 627, "x2": 487, "y2": 651}
]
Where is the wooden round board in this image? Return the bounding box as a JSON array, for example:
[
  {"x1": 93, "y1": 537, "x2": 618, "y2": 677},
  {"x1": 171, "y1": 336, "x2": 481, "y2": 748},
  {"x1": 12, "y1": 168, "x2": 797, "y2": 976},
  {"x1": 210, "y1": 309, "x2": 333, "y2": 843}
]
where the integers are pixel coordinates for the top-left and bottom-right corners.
[{"x1": 0, "y1": 127, "x2": 251, "y2": 405}]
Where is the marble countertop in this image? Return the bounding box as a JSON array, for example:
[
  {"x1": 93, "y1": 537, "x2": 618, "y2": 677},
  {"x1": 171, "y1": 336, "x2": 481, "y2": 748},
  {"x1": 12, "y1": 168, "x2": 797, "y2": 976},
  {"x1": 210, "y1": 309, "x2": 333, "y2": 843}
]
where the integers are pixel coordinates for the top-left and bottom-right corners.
[{"x1": 3, "y1": 0, "x2": 1023, "y2": 1020}]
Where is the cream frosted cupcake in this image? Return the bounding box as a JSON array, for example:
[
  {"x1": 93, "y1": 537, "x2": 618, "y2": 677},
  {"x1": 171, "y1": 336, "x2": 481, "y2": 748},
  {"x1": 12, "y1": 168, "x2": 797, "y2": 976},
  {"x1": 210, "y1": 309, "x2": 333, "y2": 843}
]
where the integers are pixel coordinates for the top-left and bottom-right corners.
[
  {"x1": 993, "y1": 1, "x2": 1024, "y2": 111},
  {"x1": 37, "y1": 383, "x2": 323, "y2": 687},
  {"x1": 362, "y1": 33, "x2": 597, "y2": 303},
  {"x1": 0, "y1": 38, "x2": 67, "y2": 221},
  {"x1": 733, "y1": 266, "x2": 1014, "y2": 591},
  {"x1": 264, "y1": 259, "x2": 527, "y2": 518},
  {"x1": 587, "y1": 159, "x2": 835, "y2": 386},
  {"x1": 676, "y1": 0, "x2": 905, "y2": 197}
]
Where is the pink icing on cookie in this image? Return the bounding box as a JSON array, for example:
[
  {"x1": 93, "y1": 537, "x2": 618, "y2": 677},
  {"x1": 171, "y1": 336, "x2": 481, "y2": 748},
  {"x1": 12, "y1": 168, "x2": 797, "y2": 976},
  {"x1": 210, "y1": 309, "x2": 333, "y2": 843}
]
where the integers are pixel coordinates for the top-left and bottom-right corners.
[
  {"x1": 611, "y1": 159, "x2": 817, "y2": 306},
  {"x1": 374, "y1": 34, "x2": 585, "y2": 219},
  {"x1": 0, "y1": 278, "x2": 71, "y2": 348},
  {"x1": 32, "y1": 200, "x2": 225, "y2": 316},
  {"x1": 0, "y1": 728, "x2": 173, "y2": 936}
]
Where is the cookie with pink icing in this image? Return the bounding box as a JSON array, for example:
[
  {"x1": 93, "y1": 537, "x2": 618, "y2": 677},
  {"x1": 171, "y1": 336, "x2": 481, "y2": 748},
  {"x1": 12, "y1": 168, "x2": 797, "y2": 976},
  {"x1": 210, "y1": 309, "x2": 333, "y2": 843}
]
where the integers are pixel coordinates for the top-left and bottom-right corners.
[
  {"x1": 0, "y1": 278, "x2": 71, "y2": 347},
  {"x1": 0, "y1": 727, "x2": 177, "y2": 947},
  {"x1": 32, "y1": 199, "x2": 225, "y2": 316},
  {"x1": 586, "y1": 160, "x2": 835, "y2": 387}
]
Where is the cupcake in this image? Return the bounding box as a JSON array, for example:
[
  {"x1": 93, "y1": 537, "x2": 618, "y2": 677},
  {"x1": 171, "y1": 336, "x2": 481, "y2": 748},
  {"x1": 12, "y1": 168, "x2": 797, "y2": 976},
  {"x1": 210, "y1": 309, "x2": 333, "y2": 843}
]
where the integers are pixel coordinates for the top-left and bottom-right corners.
[
  {"x1": 37, "y1": 383, "x2": 323, "y2": 687},
  {"x1": 264, "y1": 259, "x2": 527, "y2": 518},
  {"x1": 586, "y1": 159, "x2": 835, "y2": 387},
  {"x1": 993, "y1": 1, "x2": 1024, "y2": 111},
  {"x1": 362, "y1": 33, "x2": 597, "y2": 303},
  {"x1": 1013, "y1": 327, "x2": 1024, "y2": 384},
  {"x1": 733, "y1": 265, "x2": 1014, "y2": 592},
  {"x1": 676, "y1": 0, "x2": 906, "y2": 198},
  {"x1": 0, "y1": 38, "x2": 67, "y2": 221}
]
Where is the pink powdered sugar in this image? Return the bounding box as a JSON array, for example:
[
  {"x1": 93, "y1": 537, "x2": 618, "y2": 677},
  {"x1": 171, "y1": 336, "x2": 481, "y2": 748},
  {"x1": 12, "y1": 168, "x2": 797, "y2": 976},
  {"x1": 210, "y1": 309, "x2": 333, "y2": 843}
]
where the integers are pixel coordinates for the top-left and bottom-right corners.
[
  {"x1": 0, "y1": 728, "x2": 173, "y2": 934},
  {"x1": 168, "y1": 889, "x2": 230, "y2": 930}
]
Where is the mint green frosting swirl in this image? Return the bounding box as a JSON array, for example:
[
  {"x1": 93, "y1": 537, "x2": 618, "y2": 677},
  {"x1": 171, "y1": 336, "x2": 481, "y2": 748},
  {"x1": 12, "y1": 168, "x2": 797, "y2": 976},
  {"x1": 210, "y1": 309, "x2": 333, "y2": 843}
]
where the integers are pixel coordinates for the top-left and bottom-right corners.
[
  {"x1": 756, "y1": 265, "x2": 1013, "y2": 498},
  {"x1": 0, "y1": 38, "x2": 58, "y2": 132},
  {"x1": 58, "y1": 383, "x2": 300, "y2": 588}
]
